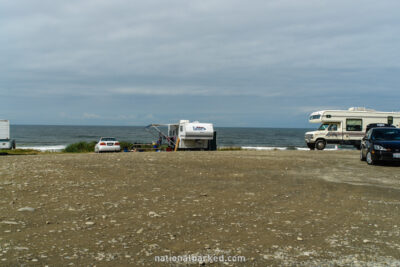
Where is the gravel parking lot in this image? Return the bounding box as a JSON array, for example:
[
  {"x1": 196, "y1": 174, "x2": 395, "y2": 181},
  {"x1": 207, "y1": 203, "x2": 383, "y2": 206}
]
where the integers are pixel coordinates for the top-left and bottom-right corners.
[{"x1": 1, "y1": 150, "x2": 399, "y2": 266}]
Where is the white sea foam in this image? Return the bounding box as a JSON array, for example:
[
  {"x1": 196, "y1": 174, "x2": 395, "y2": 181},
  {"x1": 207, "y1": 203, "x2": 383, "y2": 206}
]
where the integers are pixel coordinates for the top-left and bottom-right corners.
[
  {"x1": 241, "y1": 146, "x2": 351, "y2": 151},
  {"x1": 15, "y1": 145, "x2": 348, "y2": 152},
  {"x1": 17, "y1": 145, "x2": 66, "y2": 152},
  {"x1": 241, "y1": 146, "x2": 297, "y2": 150},
  {"x1": 296, "y1": 147, "x2": 311, "y2": 151}
]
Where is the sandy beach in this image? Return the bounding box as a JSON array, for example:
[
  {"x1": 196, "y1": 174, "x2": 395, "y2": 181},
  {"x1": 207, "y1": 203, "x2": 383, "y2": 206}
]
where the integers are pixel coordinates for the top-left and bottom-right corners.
[{"x1": 1, "y1": 150, "x2": 400, "y2": 266}]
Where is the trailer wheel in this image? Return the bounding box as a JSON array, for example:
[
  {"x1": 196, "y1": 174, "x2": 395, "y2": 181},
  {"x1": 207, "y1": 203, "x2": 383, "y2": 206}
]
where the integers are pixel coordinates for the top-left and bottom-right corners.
[{"x1": 315, "y1": 140, "x2": 326, "y2": 150}]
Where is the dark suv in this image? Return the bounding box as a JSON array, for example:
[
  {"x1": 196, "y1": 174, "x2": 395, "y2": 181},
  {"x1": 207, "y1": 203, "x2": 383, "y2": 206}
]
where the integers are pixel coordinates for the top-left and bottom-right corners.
[
  {"x1": 365, "y1": 123, "x2": 394, "y2": 133},
  {"x1": 360, "y1": 127, "x2": 400, "y2": 165}
]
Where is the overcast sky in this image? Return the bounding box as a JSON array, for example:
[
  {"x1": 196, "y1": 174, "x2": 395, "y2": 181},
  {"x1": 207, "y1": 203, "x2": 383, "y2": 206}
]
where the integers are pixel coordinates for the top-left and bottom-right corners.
[{"x1": 1, "y1": 0, "x2": 400, "y2": 127}]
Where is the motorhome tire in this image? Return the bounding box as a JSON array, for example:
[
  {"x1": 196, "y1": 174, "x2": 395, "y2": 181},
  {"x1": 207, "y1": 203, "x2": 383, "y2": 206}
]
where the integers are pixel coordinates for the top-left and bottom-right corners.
[
  {"x1": 366, "y1": 151, "x2": 375, "y2": 165},
  {"x1": 315, "y1": 140, "x2": 326, "y2": 150}
]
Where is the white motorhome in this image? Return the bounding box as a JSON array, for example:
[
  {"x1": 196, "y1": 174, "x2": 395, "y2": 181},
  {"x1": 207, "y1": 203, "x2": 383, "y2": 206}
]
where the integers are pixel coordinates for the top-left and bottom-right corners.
[
  {"x1": 305, "y1": 107, "x2": 400, "y2": 150},
  {"x1": 147, "y1": 120, "x2": 217, "y2": 150},
  {"x1": 0, "y1": 120, "x2": 16, "y2": 150}
]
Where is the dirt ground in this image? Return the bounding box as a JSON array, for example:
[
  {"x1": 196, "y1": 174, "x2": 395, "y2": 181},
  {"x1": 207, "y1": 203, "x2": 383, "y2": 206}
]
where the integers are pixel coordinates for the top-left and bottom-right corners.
[{"x1": 1, "y1": 150, "x2": 400, "y2": 266}]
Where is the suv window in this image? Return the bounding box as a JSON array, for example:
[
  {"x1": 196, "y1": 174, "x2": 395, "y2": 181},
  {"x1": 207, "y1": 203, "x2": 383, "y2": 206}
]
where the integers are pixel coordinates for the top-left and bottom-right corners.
[
  {"x1": 372, "y1": 128, "x2": 400, "y2": 141},
  {"x1": 366, "y1": 129, "x2": 372, "y2": 140}
]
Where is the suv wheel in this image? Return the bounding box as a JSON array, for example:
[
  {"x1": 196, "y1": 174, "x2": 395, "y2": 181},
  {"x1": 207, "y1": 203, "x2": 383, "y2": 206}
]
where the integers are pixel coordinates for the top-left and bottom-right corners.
[
  {"x1": 315, "y1": 140, "x2": 326, "y2": 150},
  {"x1": 366, "y1": 151, "x2": 375, "y2": 165},
  {"x1": 360, "y1": 148, "x2": 366, "y2": 161}
]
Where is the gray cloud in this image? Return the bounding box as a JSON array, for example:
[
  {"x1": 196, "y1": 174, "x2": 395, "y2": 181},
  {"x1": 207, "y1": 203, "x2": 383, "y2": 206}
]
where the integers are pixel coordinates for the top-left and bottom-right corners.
[{"x1": 1, "y1": 0, "x2": 400, "y2": 126}]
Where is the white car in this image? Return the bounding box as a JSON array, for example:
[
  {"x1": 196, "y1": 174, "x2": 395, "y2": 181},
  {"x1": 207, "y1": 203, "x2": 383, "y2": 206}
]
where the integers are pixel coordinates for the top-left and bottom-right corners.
[{"x1": 95, "y1": 137, "x2": 121, "y2": 153}]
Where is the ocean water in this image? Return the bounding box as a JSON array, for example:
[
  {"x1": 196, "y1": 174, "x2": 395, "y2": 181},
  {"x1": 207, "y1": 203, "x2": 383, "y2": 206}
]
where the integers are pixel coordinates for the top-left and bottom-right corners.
[{"x1": 10, "y1": 125, "x2": 314, "y2": 151}]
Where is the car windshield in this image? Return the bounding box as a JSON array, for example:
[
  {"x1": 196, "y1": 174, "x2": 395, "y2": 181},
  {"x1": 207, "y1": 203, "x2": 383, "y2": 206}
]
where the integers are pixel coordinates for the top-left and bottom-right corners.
[
  {"x1": 101, "y1": 137, "x2": 116, "y2": 141},
  {"x1": 318, "y1": 124, "x2": 330, "y2": 130},
  {"x1": 372, "y1": 129, "x2": 400, "y2": 141}
]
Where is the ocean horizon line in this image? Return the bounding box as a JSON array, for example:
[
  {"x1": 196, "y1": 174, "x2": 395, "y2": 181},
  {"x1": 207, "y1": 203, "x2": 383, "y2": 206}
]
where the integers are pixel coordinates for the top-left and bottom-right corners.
[{"x1": 11, "y1": 124, "x2": 314, "y2": 130}]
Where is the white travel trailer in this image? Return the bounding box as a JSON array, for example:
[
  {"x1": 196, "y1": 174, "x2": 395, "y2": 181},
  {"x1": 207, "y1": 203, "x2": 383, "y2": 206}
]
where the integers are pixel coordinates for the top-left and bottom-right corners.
[
  {"x1": 305, "y1": 107, "x2": 400, "y2": 150},
  {"x1": 0, "y1": 120, "x2": 16, "y2": 150},
  {"x1": 146, "y1": 120, "x2": 217, "y2": 150}
]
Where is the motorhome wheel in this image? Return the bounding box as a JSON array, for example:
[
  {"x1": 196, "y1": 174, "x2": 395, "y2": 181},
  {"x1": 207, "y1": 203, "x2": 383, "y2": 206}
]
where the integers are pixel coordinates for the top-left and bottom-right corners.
[
  {"x1": 307, "y1": 143, "x2": 315, "y2": 150},
  {"x1": 366, "y1": 151, "x2": 375, "y2": 165},
  {"x1": 315, "y1": 140, "x2": 326, "y2": 150}
]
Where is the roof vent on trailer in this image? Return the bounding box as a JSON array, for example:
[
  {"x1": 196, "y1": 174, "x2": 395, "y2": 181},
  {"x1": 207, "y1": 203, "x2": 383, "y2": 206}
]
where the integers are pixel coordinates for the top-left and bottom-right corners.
[{"x1": 348, "y1": 107, "x2": 376, "y2": 112}]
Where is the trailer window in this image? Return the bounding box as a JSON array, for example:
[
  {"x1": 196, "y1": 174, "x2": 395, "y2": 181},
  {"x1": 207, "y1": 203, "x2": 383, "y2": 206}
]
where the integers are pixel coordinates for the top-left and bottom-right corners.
[{"x1": 346, "y1": 119, "x2": 362, "y2": 131}]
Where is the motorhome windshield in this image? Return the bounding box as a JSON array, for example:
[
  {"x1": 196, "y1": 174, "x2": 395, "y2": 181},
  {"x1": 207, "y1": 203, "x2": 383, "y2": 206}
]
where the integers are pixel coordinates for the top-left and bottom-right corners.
[
  {"x1": 310, "y1": 114, "x2": 321, "y2": 120},
  {"x1": 318, "y1": 123, "x2": 330, "y2": 130}
]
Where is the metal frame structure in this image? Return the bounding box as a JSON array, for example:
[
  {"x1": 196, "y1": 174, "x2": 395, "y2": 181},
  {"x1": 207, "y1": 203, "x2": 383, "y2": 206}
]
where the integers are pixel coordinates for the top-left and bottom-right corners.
[{"x1": 145, "y1": 124, "x2": 177, "y2": 147}]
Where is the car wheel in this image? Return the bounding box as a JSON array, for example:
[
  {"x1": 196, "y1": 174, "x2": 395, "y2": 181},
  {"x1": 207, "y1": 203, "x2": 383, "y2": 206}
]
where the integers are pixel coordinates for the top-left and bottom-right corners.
[
  {"x1": 315, "y1": 140, "x2": 326, "y2": 150},
  {"x1": 366, "y1": 151, "x2": 375, "y2": 165},
  {"x1": 360, "y1": 148, "x2": 366, "y2": 161}
]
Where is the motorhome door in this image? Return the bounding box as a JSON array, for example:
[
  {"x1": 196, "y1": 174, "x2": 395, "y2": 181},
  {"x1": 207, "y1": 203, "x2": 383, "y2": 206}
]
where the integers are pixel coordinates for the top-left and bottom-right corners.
[{"x1": 326, "y1": 122, "x2": 342, "y2": 142}]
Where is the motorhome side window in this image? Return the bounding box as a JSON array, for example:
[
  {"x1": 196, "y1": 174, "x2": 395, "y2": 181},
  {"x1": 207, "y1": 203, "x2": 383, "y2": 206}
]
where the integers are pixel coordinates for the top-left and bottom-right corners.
[
  {"x1": 328, "y1": 124, "x2": 338, "y2": 131},
  {"x1": 346, "y1": 119, "x2": 362, "y2": 131},
  {"x1": 310, "y1": 115, "x2": 321, "y2": 120},
  {"x1": 388, "y1": 116, "x2": 393, "y2": 125},
  {"x1": 180, "y1": 126, "x2": 183, "y2": 132},
  {"x1": 318, "y1": 123, "x2": 330, "y2": 130}
]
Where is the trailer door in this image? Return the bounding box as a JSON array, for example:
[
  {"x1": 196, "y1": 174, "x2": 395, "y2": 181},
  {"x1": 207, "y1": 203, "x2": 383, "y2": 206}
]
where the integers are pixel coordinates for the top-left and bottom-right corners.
[{"x1": 0, "y1": 120, "x2": 10, "y2": 139}]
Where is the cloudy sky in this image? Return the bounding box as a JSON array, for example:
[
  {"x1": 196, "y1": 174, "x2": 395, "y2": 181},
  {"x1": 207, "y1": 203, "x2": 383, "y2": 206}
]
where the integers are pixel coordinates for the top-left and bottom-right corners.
[{"x1": 1, "y1": 0, "x2": 400, "y2": 127}]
